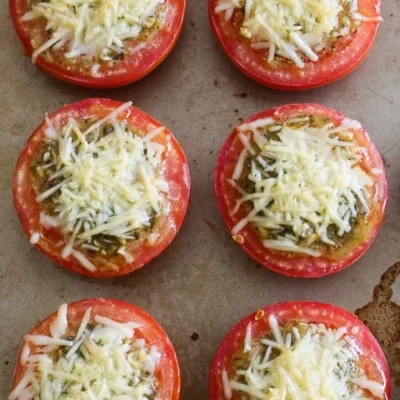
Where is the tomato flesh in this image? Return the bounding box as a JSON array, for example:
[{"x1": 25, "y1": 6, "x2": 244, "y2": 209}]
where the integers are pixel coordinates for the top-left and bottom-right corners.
[
  {"x1": 214, "y1": 103, "x2": 388, "y2": 278},
  {"x1": 209, "y1": 301, "x2": 391, "y2": 400},
  {"x1": 209, "y1": 0, "x2": 381, "y2": 90},
  {"x1": 12, "y1": 298, "x2": 180, "y2": 400},
  {"x1": 9, "y1": 0, "x2": 186, "y2": 88},
  {"x1": 13, "y1": 98, "x2": 191, "y2": 278}
]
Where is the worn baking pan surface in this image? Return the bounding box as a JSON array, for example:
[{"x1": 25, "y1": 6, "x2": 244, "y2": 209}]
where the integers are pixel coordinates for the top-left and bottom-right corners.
[{"x1": 0, "y1": 2, "x2": 399, "y2": 399}]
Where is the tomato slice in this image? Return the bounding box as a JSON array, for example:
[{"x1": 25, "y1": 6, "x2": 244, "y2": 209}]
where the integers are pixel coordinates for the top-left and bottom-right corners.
[
  {"x1": 13, "y1": 98, "x2": 190, "y2": 278},
  {"x1": 11, "y1": 298, "x2": 180, "y2": 399},
  {"x1": 209, "y1": 301, "x2": 391, "y2": 400},
  {"x1": 209, "y1": 0, "x2": 381, "y2": 90},
  {"x1": 9, "y1": 0, "x2": 185, "y2": 88},
  {"x1": 215, "y1": 103, "x2": 388, "y2": 278}
]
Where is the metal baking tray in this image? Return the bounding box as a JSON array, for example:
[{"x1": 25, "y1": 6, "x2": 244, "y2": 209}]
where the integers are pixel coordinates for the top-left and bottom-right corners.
[{"x1": 0, "y1": 1, "x2": 398, "y2": 398}]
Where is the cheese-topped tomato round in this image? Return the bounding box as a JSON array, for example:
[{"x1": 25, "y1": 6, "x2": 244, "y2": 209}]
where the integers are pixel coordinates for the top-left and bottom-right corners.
[
  {"x1": 9, "y1": 298, "x2": 180, "y2": 400},
  {"x1": 10, "y1": 0, "x2": 185, "y2": 88},
  {"x1": 13, "y1": 98, "x2": 190, "y2": 278},
  {"x1": 209, "y1": 0, "x2": 382, "y2": 90},
  {"x1": 210, "y1": 302, "x2": 391, "y2": 400},
  {"x1": 215, "y1": 104, "x2": 387, "y2": 278}
]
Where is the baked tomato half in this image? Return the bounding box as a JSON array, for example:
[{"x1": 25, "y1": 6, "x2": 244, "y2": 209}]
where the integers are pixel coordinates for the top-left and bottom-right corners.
[
  {"x1": 13, "y1": 98, "x2": 190, "y2": 278},
  {"x1": 209, "y1": 0, "x2": 382, "y2": 90},
  {"x1": 10, "y1": 298, "x2": 180, "y2": 400},
  {"x1": 10, "y1": 0, "x2": 185, "y2": 88},
  {"x1": 215, "y1": 103, "x2": 387, "y2": 278},
  {"x1": 210, "y1": 301, "x2": 391, "y2": 400}
]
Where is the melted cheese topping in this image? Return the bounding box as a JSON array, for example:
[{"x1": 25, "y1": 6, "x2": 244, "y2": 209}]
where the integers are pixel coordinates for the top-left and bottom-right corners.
[
  {"x1": 222, "y1": 315, "x2": 386, "y2": 400},
  {"x1": 34, "y1": 102, "x2": 169, "y2": 271},
  {"x1": 22, "y1": 0, "x2": 164, "y2": 64},
  {"x1": 230, "y1": 116, "x2": 374, "y2": 257},
  {"x1": 215, "y1": 0, "x2": 382, "y2": 68},
  {"x1": 9, "y1": 304, "x2": 161, "y2": 400}
]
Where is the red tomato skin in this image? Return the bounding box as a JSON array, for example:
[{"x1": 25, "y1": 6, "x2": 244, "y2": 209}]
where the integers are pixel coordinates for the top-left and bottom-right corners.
[
  {"x1": 11, "y1": 298, "x2": 180, "y2": 400},
  {"x1": 13, "y1": 98, "x2": 191, "y2": 278},
  {"x1": 208, "y1": 0, "x2": 381, "y2": 90},
  {"x1": 9, "y1": 0, "x2": 186, "y2": 88},
  {"x1": 209, "y1": 301, "x2": 391, "y2": 400},
  {"x1": 215, "y1": 104, "x2": 388, "y2": 278}
]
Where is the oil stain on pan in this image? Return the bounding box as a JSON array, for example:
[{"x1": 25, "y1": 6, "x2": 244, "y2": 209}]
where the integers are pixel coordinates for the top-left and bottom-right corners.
[{"x1": 355, "y1": 262, "x2": 400, "y2": 385}]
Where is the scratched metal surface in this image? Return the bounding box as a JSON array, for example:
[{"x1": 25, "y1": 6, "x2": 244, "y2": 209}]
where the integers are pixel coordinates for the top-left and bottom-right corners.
[{"x1": 0, "y1": 1, "x2": 399, "y2": 399}]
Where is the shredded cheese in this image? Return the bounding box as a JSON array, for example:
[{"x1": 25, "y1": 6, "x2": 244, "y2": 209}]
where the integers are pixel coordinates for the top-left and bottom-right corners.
[
  {"x1": 49, "y1": 302, "x2": 68, "y2": 339},
  {"x1": 9, "y1": 304, "x2": 161, "y2": 400},
  {"x1": 22, "y1": 0, "x2": 164, "y2": 64},
  {"x1": 230, "y1": 116, "x2": 374, "y2": 257},
  {"x1": 33, "y1": 102, "x2": 169, "y2": 271},
  {"x1": 215, "y1": 0, "x2": 382, "y2": 67},
  {"x1": 29, "y1": 232, "x2": 40, "y2": 245},
  {"x1": 222, "y1": 314, "x2": 386, "y2": 399}
]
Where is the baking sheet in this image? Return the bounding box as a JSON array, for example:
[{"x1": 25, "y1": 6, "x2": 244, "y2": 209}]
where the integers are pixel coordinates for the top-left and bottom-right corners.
[{"x1": 0, "y1": 1, "x2": 399, "y2": 398}]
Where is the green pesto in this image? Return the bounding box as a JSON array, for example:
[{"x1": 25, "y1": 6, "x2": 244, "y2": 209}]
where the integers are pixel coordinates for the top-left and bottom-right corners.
[
  {"x1": 41, "y1": 323, "x2": 158, "y2": 398},
  {"x1": 230, "y1": 322, "x2": 358, "y2": 398},
  {"x1": 30, "y1": 119, "x2": 158, "y2": 256},
  {"x1": 28, "y1": 0, "x2": 165, "y2": 72},
  {"x1": 232, "y1": 2, "x2": 361, "y2": 68},
  {"x1": 236, "y1": 115, "x2": 368, "y2": 255}
]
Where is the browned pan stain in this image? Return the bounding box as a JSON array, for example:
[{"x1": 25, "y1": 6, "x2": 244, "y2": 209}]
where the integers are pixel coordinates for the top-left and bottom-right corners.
[
  {"x1": 355, "y1": 262, "x2": 400, "y2": 385},
  {"x1": 204, "y1": 218, "x2": 219, "y2": 233},
  {"x1": 233, "y1": 92, "x2": 248, "y2": 98}
]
